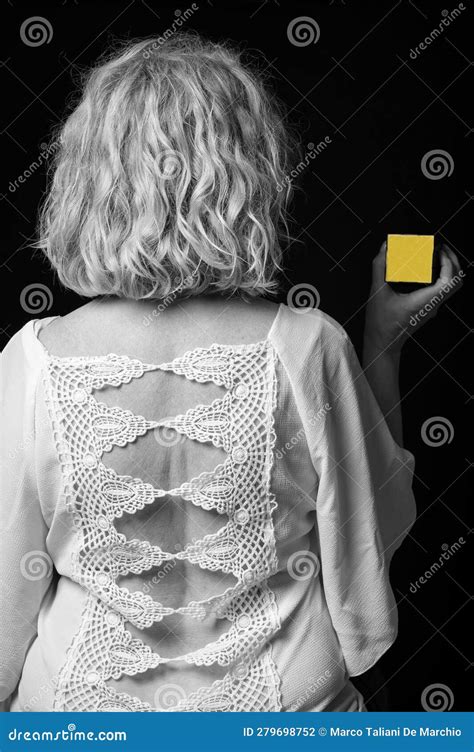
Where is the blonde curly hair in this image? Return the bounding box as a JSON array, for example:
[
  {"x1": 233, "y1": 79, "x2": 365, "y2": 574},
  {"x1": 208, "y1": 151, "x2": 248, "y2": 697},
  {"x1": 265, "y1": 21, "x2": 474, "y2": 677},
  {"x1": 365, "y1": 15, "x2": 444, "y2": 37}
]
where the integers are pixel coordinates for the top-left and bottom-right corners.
[{"x1": 35, "y1": 33, "x2": 295, "y2": 300}]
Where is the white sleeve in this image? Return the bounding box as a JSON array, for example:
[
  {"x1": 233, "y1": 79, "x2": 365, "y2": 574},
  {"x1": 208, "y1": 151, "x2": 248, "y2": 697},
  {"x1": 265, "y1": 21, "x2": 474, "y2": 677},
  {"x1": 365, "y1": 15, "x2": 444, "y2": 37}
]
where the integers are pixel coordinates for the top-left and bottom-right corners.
[
  {"x1": 0, "y1": 324, "x2": 54, "y2": 709},
  {"x1": 272, "y1": 305, "x2": 417, "y2": 676}
]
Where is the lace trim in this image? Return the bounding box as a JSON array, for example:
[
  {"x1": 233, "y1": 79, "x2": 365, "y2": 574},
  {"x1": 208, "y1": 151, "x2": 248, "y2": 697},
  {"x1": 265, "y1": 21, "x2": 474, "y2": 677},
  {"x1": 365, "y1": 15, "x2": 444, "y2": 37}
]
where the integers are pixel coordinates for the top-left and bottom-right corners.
[
  {"x1": 54, "y1": 594, "x2": 281, "y2": 712},
  {"x1": 43, "y1": 341, "x2": 282, "y2": 711}
]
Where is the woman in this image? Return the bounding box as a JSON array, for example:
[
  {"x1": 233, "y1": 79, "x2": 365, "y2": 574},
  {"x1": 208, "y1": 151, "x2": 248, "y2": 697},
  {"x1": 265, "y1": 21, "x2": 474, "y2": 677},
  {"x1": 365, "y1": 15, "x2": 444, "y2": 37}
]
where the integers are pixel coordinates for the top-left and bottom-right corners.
[{"x1": 0, "y1": 33, "x2": 462, "y2": 712}]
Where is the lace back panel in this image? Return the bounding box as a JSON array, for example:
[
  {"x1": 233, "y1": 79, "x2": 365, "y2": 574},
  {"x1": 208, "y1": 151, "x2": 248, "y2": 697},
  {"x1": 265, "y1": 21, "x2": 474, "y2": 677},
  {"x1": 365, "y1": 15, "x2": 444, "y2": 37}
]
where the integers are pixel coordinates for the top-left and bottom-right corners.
[{"x1": 41, "y1": 340, "x2": 283, "y2": 711}]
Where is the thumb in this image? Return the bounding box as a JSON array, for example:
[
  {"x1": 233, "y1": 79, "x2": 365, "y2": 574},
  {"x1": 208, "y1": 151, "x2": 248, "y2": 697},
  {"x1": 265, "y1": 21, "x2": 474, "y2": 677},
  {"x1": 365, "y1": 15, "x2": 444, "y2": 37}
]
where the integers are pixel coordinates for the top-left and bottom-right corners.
[{"x1": 371, "y1": 241, "x2": 387, "y2": 288}]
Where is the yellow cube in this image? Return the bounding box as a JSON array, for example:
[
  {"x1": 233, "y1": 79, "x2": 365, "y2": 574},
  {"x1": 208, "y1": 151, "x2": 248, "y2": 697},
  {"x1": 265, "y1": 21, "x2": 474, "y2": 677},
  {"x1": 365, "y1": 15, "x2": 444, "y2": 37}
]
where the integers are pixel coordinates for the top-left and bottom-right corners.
[{"x1": 386, "y1": 234, "x2": 434, "y2": 283}]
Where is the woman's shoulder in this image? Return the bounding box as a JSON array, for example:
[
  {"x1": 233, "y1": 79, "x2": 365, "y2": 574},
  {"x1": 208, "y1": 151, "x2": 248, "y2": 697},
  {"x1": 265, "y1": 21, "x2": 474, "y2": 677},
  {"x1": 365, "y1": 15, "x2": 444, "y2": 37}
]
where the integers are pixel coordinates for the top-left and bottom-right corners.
[
  {"x1": 0, "y1": 318, "x2": 54, "y2": 397},
  {"x1": 1, "y1": 318, "x2": 51, "y2": 365},
  {"x1": 35, "y1": 299, "x2": 126, "y2": 357},
  {"x1": 270, "y1": 303, "x2": 350, "y2": 352}
]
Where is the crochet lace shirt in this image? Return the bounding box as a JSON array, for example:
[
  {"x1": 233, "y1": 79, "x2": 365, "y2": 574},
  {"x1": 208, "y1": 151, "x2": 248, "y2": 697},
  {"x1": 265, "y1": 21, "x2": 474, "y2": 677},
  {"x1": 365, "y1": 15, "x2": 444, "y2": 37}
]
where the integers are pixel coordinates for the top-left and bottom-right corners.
[{"x1": 0, "y1": 304, "x2": 416, "y2": 712}]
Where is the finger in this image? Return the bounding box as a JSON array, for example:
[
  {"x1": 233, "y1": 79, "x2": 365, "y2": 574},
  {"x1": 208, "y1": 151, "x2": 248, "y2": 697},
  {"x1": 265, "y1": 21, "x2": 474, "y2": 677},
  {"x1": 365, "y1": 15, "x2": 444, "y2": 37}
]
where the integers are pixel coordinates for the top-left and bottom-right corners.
[
  {"x1": 443, "y1": 244, "x2": 463, "y2": 278},
  {"x1": 371, "y1": 241, "x2": 387, "y2": 287},
  {"x1": 437, "y1": 245, "x2": 464, "y2": 298},
  {"x1": 403, "y1": 250, "x2": 461, "y2": 310},
  {"x1": 436, "y1": 247, "x2": 455, "y2": 283},
  {"x1": 401, "y1": 250, "x2": 452, "y2": 308},
  {"x1": 433, "y1": 247, "x2": 463, "y2": 295}
]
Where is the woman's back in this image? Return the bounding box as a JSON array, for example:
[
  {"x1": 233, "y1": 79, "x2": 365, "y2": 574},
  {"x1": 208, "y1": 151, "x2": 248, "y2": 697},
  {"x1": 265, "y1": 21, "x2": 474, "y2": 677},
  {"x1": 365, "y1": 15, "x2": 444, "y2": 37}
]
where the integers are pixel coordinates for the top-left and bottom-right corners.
[
  {"x1": 2, "y1": 297, "x2": 415, "y2": 711},
  {"x1": 41, "y1": 297, "x2": 280, "y2": 697},
  {"x1": 38, "y1": 297, "x2": 283, "y2": 709}
]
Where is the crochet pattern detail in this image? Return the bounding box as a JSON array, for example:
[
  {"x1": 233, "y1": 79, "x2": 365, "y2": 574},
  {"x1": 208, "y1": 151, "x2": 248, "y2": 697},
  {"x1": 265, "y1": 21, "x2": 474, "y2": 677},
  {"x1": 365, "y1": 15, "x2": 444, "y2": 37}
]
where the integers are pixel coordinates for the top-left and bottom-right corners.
[{"x1": 42, "y1": 341, "x2": 282, "y2": 711}]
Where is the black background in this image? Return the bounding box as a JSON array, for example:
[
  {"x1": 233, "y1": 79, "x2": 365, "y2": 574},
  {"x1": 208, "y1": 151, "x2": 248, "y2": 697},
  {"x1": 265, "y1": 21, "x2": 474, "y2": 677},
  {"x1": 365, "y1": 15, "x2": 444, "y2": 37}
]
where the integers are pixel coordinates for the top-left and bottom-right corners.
[{"x1": 1, "y1": 0, "x2": 472, "y2": 711}]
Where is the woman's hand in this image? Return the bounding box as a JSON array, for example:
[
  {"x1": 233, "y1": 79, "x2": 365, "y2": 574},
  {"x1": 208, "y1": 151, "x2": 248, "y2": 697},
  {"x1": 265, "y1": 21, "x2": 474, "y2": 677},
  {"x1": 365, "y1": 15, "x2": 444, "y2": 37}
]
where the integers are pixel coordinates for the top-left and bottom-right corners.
[
  {"x1": 362, "y1": 241, "x2": 464, "y2": 444},
  {"x1": 364, "y1": 241, "x2": 464, "y2": 355}
]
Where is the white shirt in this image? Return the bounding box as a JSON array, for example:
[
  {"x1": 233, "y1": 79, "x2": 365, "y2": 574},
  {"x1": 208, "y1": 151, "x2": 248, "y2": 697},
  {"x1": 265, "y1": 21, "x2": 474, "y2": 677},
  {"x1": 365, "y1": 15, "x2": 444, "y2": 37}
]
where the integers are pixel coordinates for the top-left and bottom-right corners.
[{"x1": 0, "y1": 303, "x2": 416, "y2": 712}]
